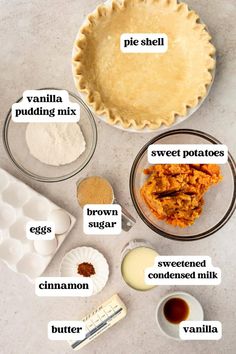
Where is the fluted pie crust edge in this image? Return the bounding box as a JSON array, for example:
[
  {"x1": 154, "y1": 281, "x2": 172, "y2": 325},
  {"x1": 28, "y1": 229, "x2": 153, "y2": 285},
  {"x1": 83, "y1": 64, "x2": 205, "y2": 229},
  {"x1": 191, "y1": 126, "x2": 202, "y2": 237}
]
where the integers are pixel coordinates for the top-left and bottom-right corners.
[{"x1": 72, "y1": 0, "x2": 215, "y2": 130}]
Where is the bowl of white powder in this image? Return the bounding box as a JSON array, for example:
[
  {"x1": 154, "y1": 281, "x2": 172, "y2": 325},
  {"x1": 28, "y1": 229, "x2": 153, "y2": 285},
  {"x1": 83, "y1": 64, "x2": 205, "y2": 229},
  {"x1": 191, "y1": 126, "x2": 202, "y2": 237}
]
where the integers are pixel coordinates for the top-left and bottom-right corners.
[{"x1": 3, "y1": 89, "x2": 97, "y2": 182}]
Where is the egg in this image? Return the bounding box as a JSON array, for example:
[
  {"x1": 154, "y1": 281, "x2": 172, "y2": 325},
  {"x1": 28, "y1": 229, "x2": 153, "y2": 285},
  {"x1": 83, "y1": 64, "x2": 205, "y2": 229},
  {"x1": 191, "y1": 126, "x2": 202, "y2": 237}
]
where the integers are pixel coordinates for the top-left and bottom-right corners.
[
  {"x1": 48, "y1": 209, "x2": 71, "y2": 235},
  {"x1": 34, "y1": 238, "x2": 58, "y2": 256}
]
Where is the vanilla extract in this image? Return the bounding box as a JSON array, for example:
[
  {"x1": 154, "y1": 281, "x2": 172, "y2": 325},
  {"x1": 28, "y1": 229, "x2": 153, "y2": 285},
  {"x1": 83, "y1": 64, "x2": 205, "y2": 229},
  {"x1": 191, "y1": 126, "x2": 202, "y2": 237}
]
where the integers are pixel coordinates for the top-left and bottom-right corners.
[{"x1": 164, "y1": 298, "x2": 189, "y2": 324}]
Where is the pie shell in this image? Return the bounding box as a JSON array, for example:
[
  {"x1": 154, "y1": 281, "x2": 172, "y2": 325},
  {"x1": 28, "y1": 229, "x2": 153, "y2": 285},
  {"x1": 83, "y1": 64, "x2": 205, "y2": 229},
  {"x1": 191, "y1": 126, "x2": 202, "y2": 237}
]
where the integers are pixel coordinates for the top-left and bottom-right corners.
[{"x1": 72, "y1": 0, "x2": 216, "y2": 130}]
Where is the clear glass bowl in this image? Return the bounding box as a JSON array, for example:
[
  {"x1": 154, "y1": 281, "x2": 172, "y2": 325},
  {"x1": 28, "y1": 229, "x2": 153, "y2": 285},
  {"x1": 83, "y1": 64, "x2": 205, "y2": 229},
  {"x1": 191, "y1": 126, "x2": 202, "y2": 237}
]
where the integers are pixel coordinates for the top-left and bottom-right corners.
[
  {"x1": 120, "y1": 239, "x2": 158, "y2": 291},
  {"x1": 3, "y1": 89, "x2": 97, "y2": 182},
  {"x1": 130, "y1": 129, "x2": 236, "y2": 241}
]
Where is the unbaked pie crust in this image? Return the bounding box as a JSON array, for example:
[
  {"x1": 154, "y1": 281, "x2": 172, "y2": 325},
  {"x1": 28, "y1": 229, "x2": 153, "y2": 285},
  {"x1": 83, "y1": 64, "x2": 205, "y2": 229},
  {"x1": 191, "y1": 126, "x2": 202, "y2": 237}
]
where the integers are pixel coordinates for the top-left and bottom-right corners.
[{"x1": 72, "y1": 0, "x2": 215, "y2": 130}]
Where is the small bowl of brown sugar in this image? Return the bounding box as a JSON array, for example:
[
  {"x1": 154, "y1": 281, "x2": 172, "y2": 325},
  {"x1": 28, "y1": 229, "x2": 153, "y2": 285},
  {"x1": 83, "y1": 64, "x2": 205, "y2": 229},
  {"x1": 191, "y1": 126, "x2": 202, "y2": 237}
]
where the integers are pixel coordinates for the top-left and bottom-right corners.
[
  {"x1": 77, "y1": 176, "x2": 114, "y2": 206},
  {"x1": 76, "y1": 176, "x2": 136, "y2": 231}
]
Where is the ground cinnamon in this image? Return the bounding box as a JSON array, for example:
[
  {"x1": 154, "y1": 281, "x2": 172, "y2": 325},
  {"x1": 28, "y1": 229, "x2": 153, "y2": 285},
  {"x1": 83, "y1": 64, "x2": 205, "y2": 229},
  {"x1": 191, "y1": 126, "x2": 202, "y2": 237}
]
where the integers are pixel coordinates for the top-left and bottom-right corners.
[{"x1": 77, "y1": 262, "x2": 96, "y2": 277}]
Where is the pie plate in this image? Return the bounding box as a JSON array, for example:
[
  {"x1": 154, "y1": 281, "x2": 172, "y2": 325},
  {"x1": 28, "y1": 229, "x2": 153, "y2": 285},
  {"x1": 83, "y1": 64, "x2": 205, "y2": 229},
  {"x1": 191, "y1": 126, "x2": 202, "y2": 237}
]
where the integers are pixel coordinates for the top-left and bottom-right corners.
[{"x1": 72, "y1": 0, "x2": 216, "y2": 133}]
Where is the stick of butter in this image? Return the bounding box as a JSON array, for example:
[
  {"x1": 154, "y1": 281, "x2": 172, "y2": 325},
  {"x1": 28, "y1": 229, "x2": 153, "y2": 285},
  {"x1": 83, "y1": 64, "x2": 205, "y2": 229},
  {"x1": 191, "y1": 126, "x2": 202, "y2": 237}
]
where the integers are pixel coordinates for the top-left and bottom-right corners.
[{"x1": 68, "y1": 294, "x2": 127, "y2": 350}]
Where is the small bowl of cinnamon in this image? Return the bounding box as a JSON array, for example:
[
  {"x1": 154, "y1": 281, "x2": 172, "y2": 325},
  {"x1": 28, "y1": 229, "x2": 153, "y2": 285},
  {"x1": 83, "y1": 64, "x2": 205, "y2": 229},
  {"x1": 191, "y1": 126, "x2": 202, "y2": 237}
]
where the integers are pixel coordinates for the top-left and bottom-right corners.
[{"x1": 59, "y1": 246, "x2": 109, "y2": 295}]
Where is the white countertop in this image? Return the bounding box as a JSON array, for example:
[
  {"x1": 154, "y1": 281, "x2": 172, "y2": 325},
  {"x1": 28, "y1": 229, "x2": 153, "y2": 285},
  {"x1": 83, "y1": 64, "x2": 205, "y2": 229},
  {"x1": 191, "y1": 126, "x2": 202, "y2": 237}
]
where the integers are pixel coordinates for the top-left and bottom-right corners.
[{"x1": 0, "y1": 0, "x2": 236, "y2": 353}]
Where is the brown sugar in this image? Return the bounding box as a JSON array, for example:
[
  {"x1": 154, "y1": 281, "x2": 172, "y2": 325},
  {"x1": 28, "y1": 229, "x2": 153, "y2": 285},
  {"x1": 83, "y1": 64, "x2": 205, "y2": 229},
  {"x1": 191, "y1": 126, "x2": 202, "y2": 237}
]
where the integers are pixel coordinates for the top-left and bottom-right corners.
[
  {"x1": 77, "y1": 176, "x2": 113, "y2": 206},
  {"x1": 141, "y1": 164, "x2": 222, "y2": 227}
]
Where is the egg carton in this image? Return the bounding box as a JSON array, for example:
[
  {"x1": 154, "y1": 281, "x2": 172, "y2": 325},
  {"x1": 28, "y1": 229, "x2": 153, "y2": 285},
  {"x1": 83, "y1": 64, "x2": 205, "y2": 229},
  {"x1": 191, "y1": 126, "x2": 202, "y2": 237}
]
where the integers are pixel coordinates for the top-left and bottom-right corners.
[{"x1": 0, "y1": 168, "x2": 76, "y2": 282}]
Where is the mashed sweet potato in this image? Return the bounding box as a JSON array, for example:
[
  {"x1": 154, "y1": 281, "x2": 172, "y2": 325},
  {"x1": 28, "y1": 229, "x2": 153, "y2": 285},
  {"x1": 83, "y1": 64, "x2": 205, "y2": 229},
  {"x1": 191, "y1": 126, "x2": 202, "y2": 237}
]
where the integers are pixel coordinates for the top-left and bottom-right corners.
[{"x1": 141, "y1": 164, "x2": 222, "y2": 227}]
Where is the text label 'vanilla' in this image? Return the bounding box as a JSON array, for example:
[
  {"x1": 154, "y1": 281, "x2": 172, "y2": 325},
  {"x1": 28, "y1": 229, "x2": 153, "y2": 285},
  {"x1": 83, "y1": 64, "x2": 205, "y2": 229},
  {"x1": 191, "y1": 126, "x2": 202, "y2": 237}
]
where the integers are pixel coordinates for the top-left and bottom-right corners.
[{"x1": 179, "y1": 321, "x2": 222, "y2": 340}]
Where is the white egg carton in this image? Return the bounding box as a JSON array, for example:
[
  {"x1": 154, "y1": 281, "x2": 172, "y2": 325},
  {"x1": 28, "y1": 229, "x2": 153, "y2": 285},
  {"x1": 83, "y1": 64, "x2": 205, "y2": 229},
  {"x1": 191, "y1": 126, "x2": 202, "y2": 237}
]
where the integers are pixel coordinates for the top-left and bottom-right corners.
[{"x1": 0, "y1": 168, "x2": 76, "y2": 282}]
